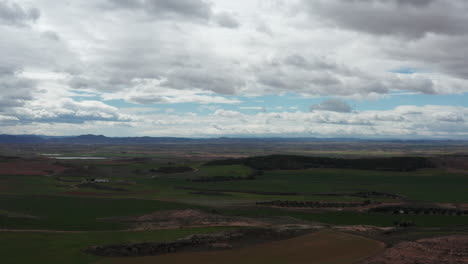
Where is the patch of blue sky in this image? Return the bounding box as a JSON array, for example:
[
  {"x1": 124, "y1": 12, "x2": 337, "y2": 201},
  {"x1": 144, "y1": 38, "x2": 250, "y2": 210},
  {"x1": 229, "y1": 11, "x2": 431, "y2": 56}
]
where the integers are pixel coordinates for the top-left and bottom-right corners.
[
  {"x1": 69, "y1": 90, "x2": 102, "y2": 101},
  {"x1": 104, "y1": 99, "x2": 186, "y2": 113},
  {"x1": 353, "y1": 92, "x2": 468, "y2": 111},
  {"x1": 96, "y1": 91, "x2": 468, "y2": 115},
  {"x1": 70, "y1": 95, "x2": 102, "y2": 101},
  {"x1": 235, "y1": 94, "x2": 321, "y2": 113},
  {"x1": 101, "y1": 94, "x2": 317, "y2": 115},
  {"x1": 390, "y1": 67, "x2": 423, "y2": 74}
]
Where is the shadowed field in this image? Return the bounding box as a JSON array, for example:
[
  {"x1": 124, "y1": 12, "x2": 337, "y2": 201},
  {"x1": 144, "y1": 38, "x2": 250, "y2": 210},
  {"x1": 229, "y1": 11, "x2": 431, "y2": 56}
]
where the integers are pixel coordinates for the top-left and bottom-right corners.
[
  {"x1": 0, "y1": 227, "x2": 232, "y2": 264},
  {"x1": 101, "y1": 230, "x2": 384, "y2": 264}
]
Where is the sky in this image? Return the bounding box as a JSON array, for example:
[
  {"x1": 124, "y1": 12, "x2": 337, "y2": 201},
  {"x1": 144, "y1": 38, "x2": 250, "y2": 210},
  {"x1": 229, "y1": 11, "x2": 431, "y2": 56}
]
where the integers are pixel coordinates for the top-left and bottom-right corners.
[{"x1": 1, "y1": 0, "x2": 468, "y2": 138}]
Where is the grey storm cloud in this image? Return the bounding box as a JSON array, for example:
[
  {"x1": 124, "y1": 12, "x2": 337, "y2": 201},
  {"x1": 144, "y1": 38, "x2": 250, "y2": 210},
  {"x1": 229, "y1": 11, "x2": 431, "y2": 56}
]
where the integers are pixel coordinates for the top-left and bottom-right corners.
[
  {"x1": 0, "y1": 1, "x2": 40, "y2": 26},
  {"x1": 310, "y1": 99, "x2": 353, "y2": 113},
  {"x1": 69, "y1": 51, "x2": 245, "y2": 95},
  {"x1": 214, "y1": 12, "x2": 240, "y2": 28},
  {"x1": 67, "y1": 24, "x2": 246, "y2": 95},
  {"x1": 283, "y1": 54, "x2": 348, "y2": 73},
  {"x1": 299, "y1": 0, "x2": 468, "y2": 81},
  {"x1": 105, "y1": 0, "x2": 213, "y2": 21},
  {"x1": 0, "y1": 66, "x2": 37, "y2": 111},
  {"x1": 303, "y1": 0, "x2": 468, "y2": 39},
  {"x1": 253, "y1": 54, "x2": 396, "y2": 96},
  {"x1": 165, "y1": 67, "x2": 245, "y2": 95},
  {"x1": 387, "y1": 35, "x2": 468, "y2": 80},
  {"x1": 105, "y1": 0, "x2": 241, "y2": 28}
]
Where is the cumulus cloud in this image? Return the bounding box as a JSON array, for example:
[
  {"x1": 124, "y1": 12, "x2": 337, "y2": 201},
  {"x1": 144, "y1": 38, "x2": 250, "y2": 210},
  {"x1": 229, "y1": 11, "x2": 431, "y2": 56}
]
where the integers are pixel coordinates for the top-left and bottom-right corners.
[
  {"x1": 121, "y1": 105, "x2": 468, "y2": 138},
  {"x1": 298, "y1": 0, "x2": 468, "y2": 81},
  {"x1": 0, "y1": 67, "x2": 37, "y2": 111},
  {"x1": 100, "y1": 78, "x2": 241, "y2": 104},
  {"x1": 214, "y1": 12, "x2": 240, "y2": 28},
  {"x1": 239, "y1": 106, "x2": 265, "y2": 110},
  {"x1": 303, "y1": 0, "x2": 468, "y2": 39},
  {"x1": 0, "y1": 114, "x2": 18, "y2": 122},
  {"x1": 37, "y1": 0, "x2": 468, "y2": 101},
  {"x1": 250, "y1": 53, "x2": 457, "y2": 97},
  {"x1": 3, "y1": 103, "x2": 468, "y2": 138},
  {"x1": 310, "y1": 99, "x2": 353, "y2": 113},
  {"x1": 2, "y1": 0, "x2": 468, "y2": 137},
  {"x1": 105, "y1": 0, "x2": 213, "y2": 21},
  {"x1": 8, "y1": 98, "x2": 132, "y2": 124},
  {"x1": 0, "y1": 1, "x2": 40, "y2": 26}
]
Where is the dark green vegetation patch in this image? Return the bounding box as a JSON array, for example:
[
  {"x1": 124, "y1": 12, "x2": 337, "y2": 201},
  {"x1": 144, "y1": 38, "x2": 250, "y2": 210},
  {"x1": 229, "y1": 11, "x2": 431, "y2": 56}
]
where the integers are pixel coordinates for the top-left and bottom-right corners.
[
  {"x1": 0, "y1": 195, "x2": 200, "y2": 231},
  {"x1": 205, "y1": 155, "x2": 434, "y2": 171}
]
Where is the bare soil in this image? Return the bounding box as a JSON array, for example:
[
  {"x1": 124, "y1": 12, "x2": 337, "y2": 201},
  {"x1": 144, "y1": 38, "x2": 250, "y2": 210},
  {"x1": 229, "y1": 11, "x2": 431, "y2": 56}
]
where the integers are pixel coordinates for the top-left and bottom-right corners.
[
  {"x1": 0, "y1": 159, "x2": 66, "y2": 176},
  {"x1": 362, "y1": 235, "x2": 468, "y2": 264},
  {"x1": 62, "y1": 191, "x2": 155, "y2": 196},
  {"x1": 109, "y1": 209, "x2": 270, "y2": 230},
  {"x1": 432, "y1": 155, "x2": 468, "y2": 172}
]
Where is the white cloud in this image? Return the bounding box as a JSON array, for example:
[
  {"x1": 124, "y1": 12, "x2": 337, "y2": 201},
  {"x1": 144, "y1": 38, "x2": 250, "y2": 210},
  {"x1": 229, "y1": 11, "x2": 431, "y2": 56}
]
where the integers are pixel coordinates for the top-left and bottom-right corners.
[
  {"x1": 2, "y1": 0, "x2": 468, "y2": 138},
  {"x1": 2, "y1": 104, "x2": 468, "y2": 138},
  {"x1": 7, "y1": 98, "x2": 131, "y2": 124},
  {"x1": 100, "y1": 78, "x2": 241, "y2": 104},
  {"x1": 310, "y1": 98, "x2": 353, "y2": 113},
  {"x1": 239, "y1": 106, "x2": 264, "y2": 110}
]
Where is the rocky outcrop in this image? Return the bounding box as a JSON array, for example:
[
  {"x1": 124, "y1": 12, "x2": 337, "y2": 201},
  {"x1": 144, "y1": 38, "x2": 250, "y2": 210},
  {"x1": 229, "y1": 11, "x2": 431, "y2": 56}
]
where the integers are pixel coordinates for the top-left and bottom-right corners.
[
  {"x1": 85, "y1": 227, "x2": 312, "y2": 257},
  {"x1": 362, "y1": 235, "x2": 468, "y2": 264}
]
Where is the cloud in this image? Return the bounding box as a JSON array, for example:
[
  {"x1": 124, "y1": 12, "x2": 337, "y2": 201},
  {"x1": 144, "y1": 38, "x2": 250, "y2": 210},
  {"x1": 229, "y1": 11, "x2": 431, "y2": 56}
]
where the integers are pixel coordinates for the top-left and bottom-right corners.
[
  {"x1": 239, "y1": 106, "x2": 265, "y2": 110},
  {"x1": 385, "y1": 35, "x2": 468, "y2": 80},
  {"x1": 255, "y1": 20, "x2": 273, "y2": 36},
  {"x1": 0, "y1": 2, "x2": 81, "y2": 126},
  {"x1": 0, "y1": 66, "x2": 37, "y2": 111},
  {"x1": 39, "y1": 0, "x2": 468, "y2": 102},
  {"x1": 302, "y1": 0, "x2": 468, "y2": 39},
  {"x1": 214, "y1": 12, "x2": 240, "y2": 28},
  {"x1": 297, "y1": 0, "x2": 468, "y2": 81},
  {"x1": 105, "y1": 0, "x2": 213, "y2": 22},
  {"x1": 213, "y1": 109, "x2": 242, "y2": 118},
  {"x1": 0, "y1": 1, "x2": 40, "y2": 26},
  {"x1": 2, "y1": 0, "x2": 468, "y2": 138},
  {"x1": 100, "y1": 78, "x2": 241, "y2": 104},
  {"x1": 8, "y1": 98, "x2": 132, "y2": 124},
  {"x1": 310, "y1": 98, "x2": 353, "y2": 113},
  {"x1": 128, "y1": 105, "x2": 468, "y2": 138},
  {"x1": 0, "y1": 114, "x2": 17, "y2": 122},
  {"x1": 3, "y1": 102, "x2": 468, "y2": 138}
]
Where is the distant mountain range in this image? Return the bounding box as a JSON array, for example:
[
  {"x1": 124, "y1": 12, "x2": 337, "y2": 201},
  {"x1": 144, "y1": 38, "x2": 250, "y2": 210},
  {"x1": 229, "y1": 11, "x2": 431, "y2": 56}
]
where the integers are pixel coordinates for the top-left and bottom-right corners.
[{"x1": 0, "y1": 134, "x2": 466, "y2": 145}]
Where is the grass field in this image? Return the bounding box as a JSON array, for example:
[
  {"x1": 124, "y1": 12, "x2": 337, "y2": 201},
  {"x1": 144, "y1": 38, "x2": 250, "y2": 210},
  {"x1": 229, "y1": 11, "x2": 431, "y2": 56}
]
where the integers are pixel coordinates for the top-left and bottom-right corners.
[
  {"x1": 1, "y1": 165, "x2": 468, "y2": 230},
  {"x1": 100, "y1": 230, "x2": 384, "y2": 264},
  {"x1": 0, "y1": 195, "x2": 201, "y2": 231},
  {"x1": 3, "y1": 159, "x2": 467, "y2": 203},
  {"x1": 219, "y1": 207, "x2": 468, "y2": 228},
  {"x1": 0, "y1": 227, "x2": 232, "y2": 264},
  {"x1": 1, "y1": 146, "x2": 468, "y2": 264},
  {"x1": 172, "y1": 168, "x2": 468, "y2": 203}
]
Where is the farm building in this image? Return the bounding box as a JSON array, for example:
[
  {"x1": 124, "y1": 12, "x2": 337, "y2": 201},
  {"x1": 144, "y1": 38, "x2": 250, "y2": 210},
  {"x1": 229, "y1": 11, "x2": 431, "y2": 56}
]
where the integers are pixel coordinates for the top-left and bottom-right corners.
[{"x1": 82, "y1": 178, "x2": 110, "y2": 183}]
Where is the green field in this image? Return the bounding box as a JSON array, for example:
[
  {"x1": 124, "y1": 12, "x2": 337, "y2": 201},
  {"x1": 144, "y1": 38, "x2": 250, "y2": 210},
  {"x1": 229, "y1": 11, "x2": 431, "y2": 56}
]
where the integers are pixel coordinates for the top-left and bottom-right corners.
[
  {"x1": 1, "y1": 147, "x2": 468, "y2": 263},
  {"x1": 0, "y1": 195, "x2": 202, "y2": 231},
  {"x1": 0, "y1": 227, "x2": 232, "y2": 264}
]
